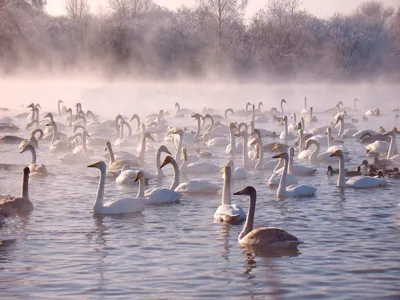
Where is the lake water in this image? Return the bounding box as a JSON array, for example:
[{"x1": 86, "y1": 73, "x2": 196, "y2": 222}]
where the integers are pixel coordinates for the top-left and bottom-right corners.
[{"x1": 0, "y1": 82, "x2": 400, "y2": 299}]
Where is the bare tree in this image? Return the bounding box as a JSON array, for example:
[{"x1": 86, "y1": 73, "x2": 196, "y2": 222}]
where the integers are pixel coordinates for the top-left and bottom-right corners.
[
  {"x1": 198, "y1": 0, "x2": 247, "y2": 62},
  {"x1": 108, "y1": 0, "x2": 157, "y2": 19},
  {"x1": 65, "y1": 0, "x2": 89, "y2": 22}
]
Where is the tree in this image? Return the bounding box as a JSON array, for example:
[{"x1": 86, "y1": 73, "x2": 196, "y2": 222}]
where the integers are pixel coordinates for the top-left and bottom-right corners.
[
  {"x1": 108, "y1": 0, "x2": 157, "y2": 19},
  {"x1": 198, "y1": 0, "x2": 247, "y2": 63},
  {"x1": 65, "y1": 0, "x2": 89, "y2": 23}
]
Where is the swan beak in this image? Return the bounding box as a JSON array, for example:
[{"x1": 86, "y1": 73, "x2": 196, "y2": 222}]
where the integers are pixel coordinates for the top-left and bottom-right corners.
[
  {"x1": 160, "y1": 160, "x2": 168, "y2": 169},
  {"x1": 233, "y1": 190, "x2": 244, "y2": 195},
  {"x1": 329, "y1": 153, "x2": 336, "y2": 157},
  {"x1": 87, "y1": 163, "x2": 97, "y2": 168},
  {"x1": 272, "y1": 153, "x2": 282, "y2": 159},
  {"x1": 165, "y1": 149, "x2": 172, "y2": 155},
  {"x1": 250, "y1": 138, "x2": 258, "y2": 146}
]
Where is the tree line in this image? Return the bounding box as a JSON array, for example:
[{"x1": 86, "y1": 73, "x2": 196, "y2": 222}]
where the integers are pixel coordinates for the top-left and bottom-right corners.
[{"x1": 0, "y1": 0, "x2": 399, "y2": 81}]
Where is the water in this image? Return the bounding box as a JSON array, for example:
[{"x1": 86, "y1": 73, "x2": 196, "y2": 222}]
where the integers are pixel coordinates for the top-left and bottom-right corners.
[{"x1": 1, "y1": 82, "x2": 400, "y2": 299}]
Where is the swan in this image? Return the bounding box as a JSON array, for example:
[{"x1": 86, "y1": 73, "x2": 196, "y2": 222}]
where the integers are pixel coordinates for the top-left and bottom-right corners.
[
  {"x1": 330, "y1": 150, "x2": 387, "y2": 188},
  {"x1": 276, "y1": 147, "x2": 317, "y2": 176},
  {"x1": 305, "y1": 139, "x2": 350, "y2": 163},
  {"x1": 268, "y1": 155, "x2": 298, "y2": 187},
  {"x1": 180, "y1": 148, "x2": 219, "y2": 174},
  {"x1": 251, "y1": 129, "x2": 279, "y2": 170},
  {"x1": 20, "y1": 145, "x2": 48, "y2": 176},
  {"x1": 105, "y1": 141, "x2": 141, "y2": 171},
  {"x1": 143, "y1": 160, "x2": 182, "y2": 204},
  {"x1": 279, "y1": 115, "x2": 296, "y2": 141},
  {"x1": 224, "y1": 159, "x2": 247, "y2": 179},
  {"x1": 46, "y1": 121, "x2": 70, "y2": 152},
  {"x1": 301, "y1": 97, "x2": 308, "y2": 114},
  {"x1": 214, "y1": 165, "x2": 246, "y2": 224},
  {"x1": 226, "y1": 123, "x2": 242, "y2": 155},
  {"x1": 235, "y1": 126, "x2": 253, "y2": 169},
  {"x1": 87, "y1": 161, "x2": 145, "y2": 214},
  {"x1": 288, "y1": 113, "x2": 298, "y2": 131},
  {"x1": 116, "y1": 145, "x2": 171, "y2": 184},
  {"x1": 233, "y1": 186, "x2": 302, "y2": 249},
  {"x1": 0, "y1": 167, "x2": 33, "y2": 216},
  {"x1": 335, "y1": 115, "x2": 359, "y2": 138},
  {"x1": 19, "y1": 129, "x2": 44, "y2": 149},
  {"x1": 306, "y1": 107, "x2": 318, "y2": 123},
  {"x1": 160, "y1": 156, "x2": 220, "y2": 194},
  {"x1": 272, "y1": 152, "x2": 317, "y2": 198},
  {"x1": 383, "y1": 128, "x2": 400, "y2": 162}
]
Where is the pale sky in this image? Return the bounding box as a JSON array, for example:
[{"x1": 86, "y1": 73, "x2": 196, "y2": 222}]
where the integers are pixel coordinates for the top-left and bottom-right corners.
[{"x1": 47, "y1": 0, "x2": 400, "y2": 17}]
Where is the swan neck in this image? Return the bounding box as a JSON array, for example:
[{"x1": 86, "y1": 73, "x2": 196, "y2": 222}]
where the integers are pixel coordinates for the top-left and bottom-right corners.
[
  {"x1": 139, "y1": 134, "x2": 147, "y2": 162},
  {"x1": 137, "y1": 176, "x2": 145, "y2": 198},
  {"x1": 239, "y1": 192, "x2": 256, "y2": 241},
  {"x1": 94, "y1": 167, "x2": 106, "y2": 212},
  {"x1": 327, "y1": 129, "x2": 332, "y2": 148},
  {"x1": 339, "y1": 118, "x2": 344, "y2": 136},
  {"x1": 299, "y1": 130, "x2": 304, "y2": 152},
  {"x1": 337, "y1": 155, "x2": 346, "y2": 187},
  {"x1": 222, "y1": 170, "x2": 231, "y2": 206},
  {"x1": 29, "y1": 146, "x2": 37, "y2": 164},
  {"x1": 175, "y1": 135, "x2": 183, "y2": 164},
  {"x1": 387, "y1": 135, "x2": 394, "y2": 159},
  {"x1": 51, "y1": 123, "x2": 58, "y2": 144},
  {"x1": 156, "y1": 148, "x2": 163, "y2": 177},
  {"x1": 22, "y1": 172, "x2": 29, "y2": 199},
  {"x1": 170, "y1": 159, "x2": 180, "y2": 190},
  {"x1": 107, "y1": 143, "x2": 115, "y2": 163},
  {"x1": 242, "y1": 134, "x2": 249, "y2": 168},
  {"x1": 279, "y1": 156, "x2": 289, "y2": 191}
]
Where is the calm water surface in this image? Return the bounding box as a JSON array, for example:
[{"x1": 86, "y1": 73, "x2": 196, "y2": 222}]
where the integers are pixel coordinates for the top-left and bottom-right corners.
[{"x1": 1, "y1": 85, "x2": 400, "y2": 299}]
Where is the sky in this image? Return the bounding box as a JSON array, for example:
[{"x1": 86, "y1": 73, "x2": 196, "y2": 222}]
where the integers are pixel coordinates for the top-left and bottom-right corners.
[{"x1": 47, "y1": 0, "x2": 400, "y2": 17}]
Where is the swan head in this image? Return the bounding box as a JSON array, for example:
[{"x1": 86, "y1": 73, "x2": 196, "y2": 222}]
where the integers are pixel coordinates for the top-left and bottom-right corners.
[
  {"x1": 355, "y1": 98, "x2": 359, "y2": 102},
  {"x1": 20, "y1": 144, "x2": 34, "y2": 154},
  {"x1": 259, "y1": 101, "x2": 264, "y2": 107},
  {"x1": 272, "y1": 152, "x2": 288, "y2": 160},
  {"x1": 221, "y1": 165, "x2": 231, "y2": 177},
  {"x1": 233, "y1": 186, "x2": 256, "y2": 196},
  {"x1": 23, "y1": 166, "x2": 30, "y2": 177},
  {"x1": 281, "y1": 99, "x2": 287, "y2": 104},
  {"x1": 329, "y1": 150, "x2": 343, "y2": 158},
  {"x1": 191, "y1": 113, "x2": 202, "y2": 119},
  {"x1": 305, "y1": 139, "x2": 317, "y2": 150},
  {"x1": 134, "y1": 171, "x2": 144, "y2": 182},
  {"x1": 145, "y1": 132, "x2": 155, "y2": 141},
  {"x1": 325, "y1": 127, "x2": 332, "y2": 135},
  {"x1": 87, "y1": 161, "x2": 106, "y2": 170},
  {"x1": 104, "y1": 141, "x2": 111, "y2": 151},
  {"x1": 45, "y1": 121, "x2": 55, "y2": 127},
  {"x1": 172, "y1": 129, "x2": 184, "y2": 136},
  {"x1": 27, "y1": 103, "x2": 35, "y2": 109},
  {"x1": 58, "y1": 100, "x2": 64, "y2": 104},
  {"x1": 130, "y1": 114, "x2": 139, "y2": 122},
  {"x1": 282, "y1": 115, "x2": 288, "y2": 121},
  {"x1": 159, "y1": 145, "x2": 172, "y2": 155},
  {"x1": 202, "y1": 113, "x2": 212, "y2": 120},
  {"x1": 160, "y1": 155, "x2": 175, "y2": 169},
  {"x1": 44, "y1": 113, "x2": 53, "y2": 119}
]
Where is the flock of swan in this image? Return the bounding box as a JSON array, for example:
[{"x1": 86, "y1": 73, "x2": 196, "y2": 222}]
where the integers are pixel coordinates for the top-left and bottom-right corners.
[{"x1": 0, "y1": 98, "x2": 399, "y2": 252}]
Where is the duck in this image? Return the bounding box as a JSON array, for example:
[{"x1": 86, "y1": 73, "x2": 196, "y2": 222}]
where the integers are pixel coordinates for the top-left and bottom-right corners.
[
  {"x1": 233, "y1": 186, "x2": 302, "y2": 249},
  {"x1": 214, "y1": 165, "x2": 246, "y2": 224}
]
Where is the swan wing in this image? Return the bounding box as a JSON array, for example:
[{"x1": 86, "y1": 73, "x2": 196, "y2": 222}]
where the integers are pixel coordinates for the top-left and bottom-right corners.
[
  {"x1": 175, "y1": 181, "x2": 220, "y2": 194},
  {"x1": 102, "y1": 197, "x2": 145, "y2": 214},
  {"x1": 240, "y1": 227, "x2": 302, "y2": 248},
  {"x1": 346, "y1": 176, "x2": 387, "y2": 188},
  {"x1": 145, "y1": 188, "x2": 181, "y2": 204}
]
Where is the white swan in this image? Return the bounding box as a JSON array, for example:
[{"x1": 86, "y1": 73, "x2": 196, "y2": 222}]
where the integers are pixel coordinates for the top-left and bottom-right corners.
[
  {"x1": 301, "y1": 97, "x2": 308, "y2": 114},
  {"x1": 305, "y1": 139, "x2": 350, "y2": 163},
  {"x1": 180, "y1": 148, "x2": 219, "y2": 174},
  {"x1": 223, "y1": 159, "x2": 247, "y2": 180},
  {"x1": 330, "y1": 150, "x2": 387, "y2": 188},
  {"x1": 268, "y1": 155, "x2": 298, "y2": 187},
  {"x1": 116, "y1": 145, "x2": 172, "y2": 184},
  {"x1": 279, "y1": 115, "x2": 296, "y2": 141},
  {"x1": 225, "y1": 123, "x2": 242, "y2": 155},
  {"x1": 20, "y1": 144, "x2": 48, "y2": 177},
  {"x1": 234, "y1": 186, "x2": 302, "y2": 249},
  {"x1": 160, "y1": 156, "x2": 220, "y2": 194},
  {"x1": 272, "y1": 152, "x2": 317, "y2": 198},
  {"x1": 214, "y1": 165, "x2": 246, "y2": 223},
  {"x1": 276, "y1": 147, "x2": 317, "y2": 176},
  {"x1": 87, "y1": 161, "x2": 145, "y2": 214}
]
